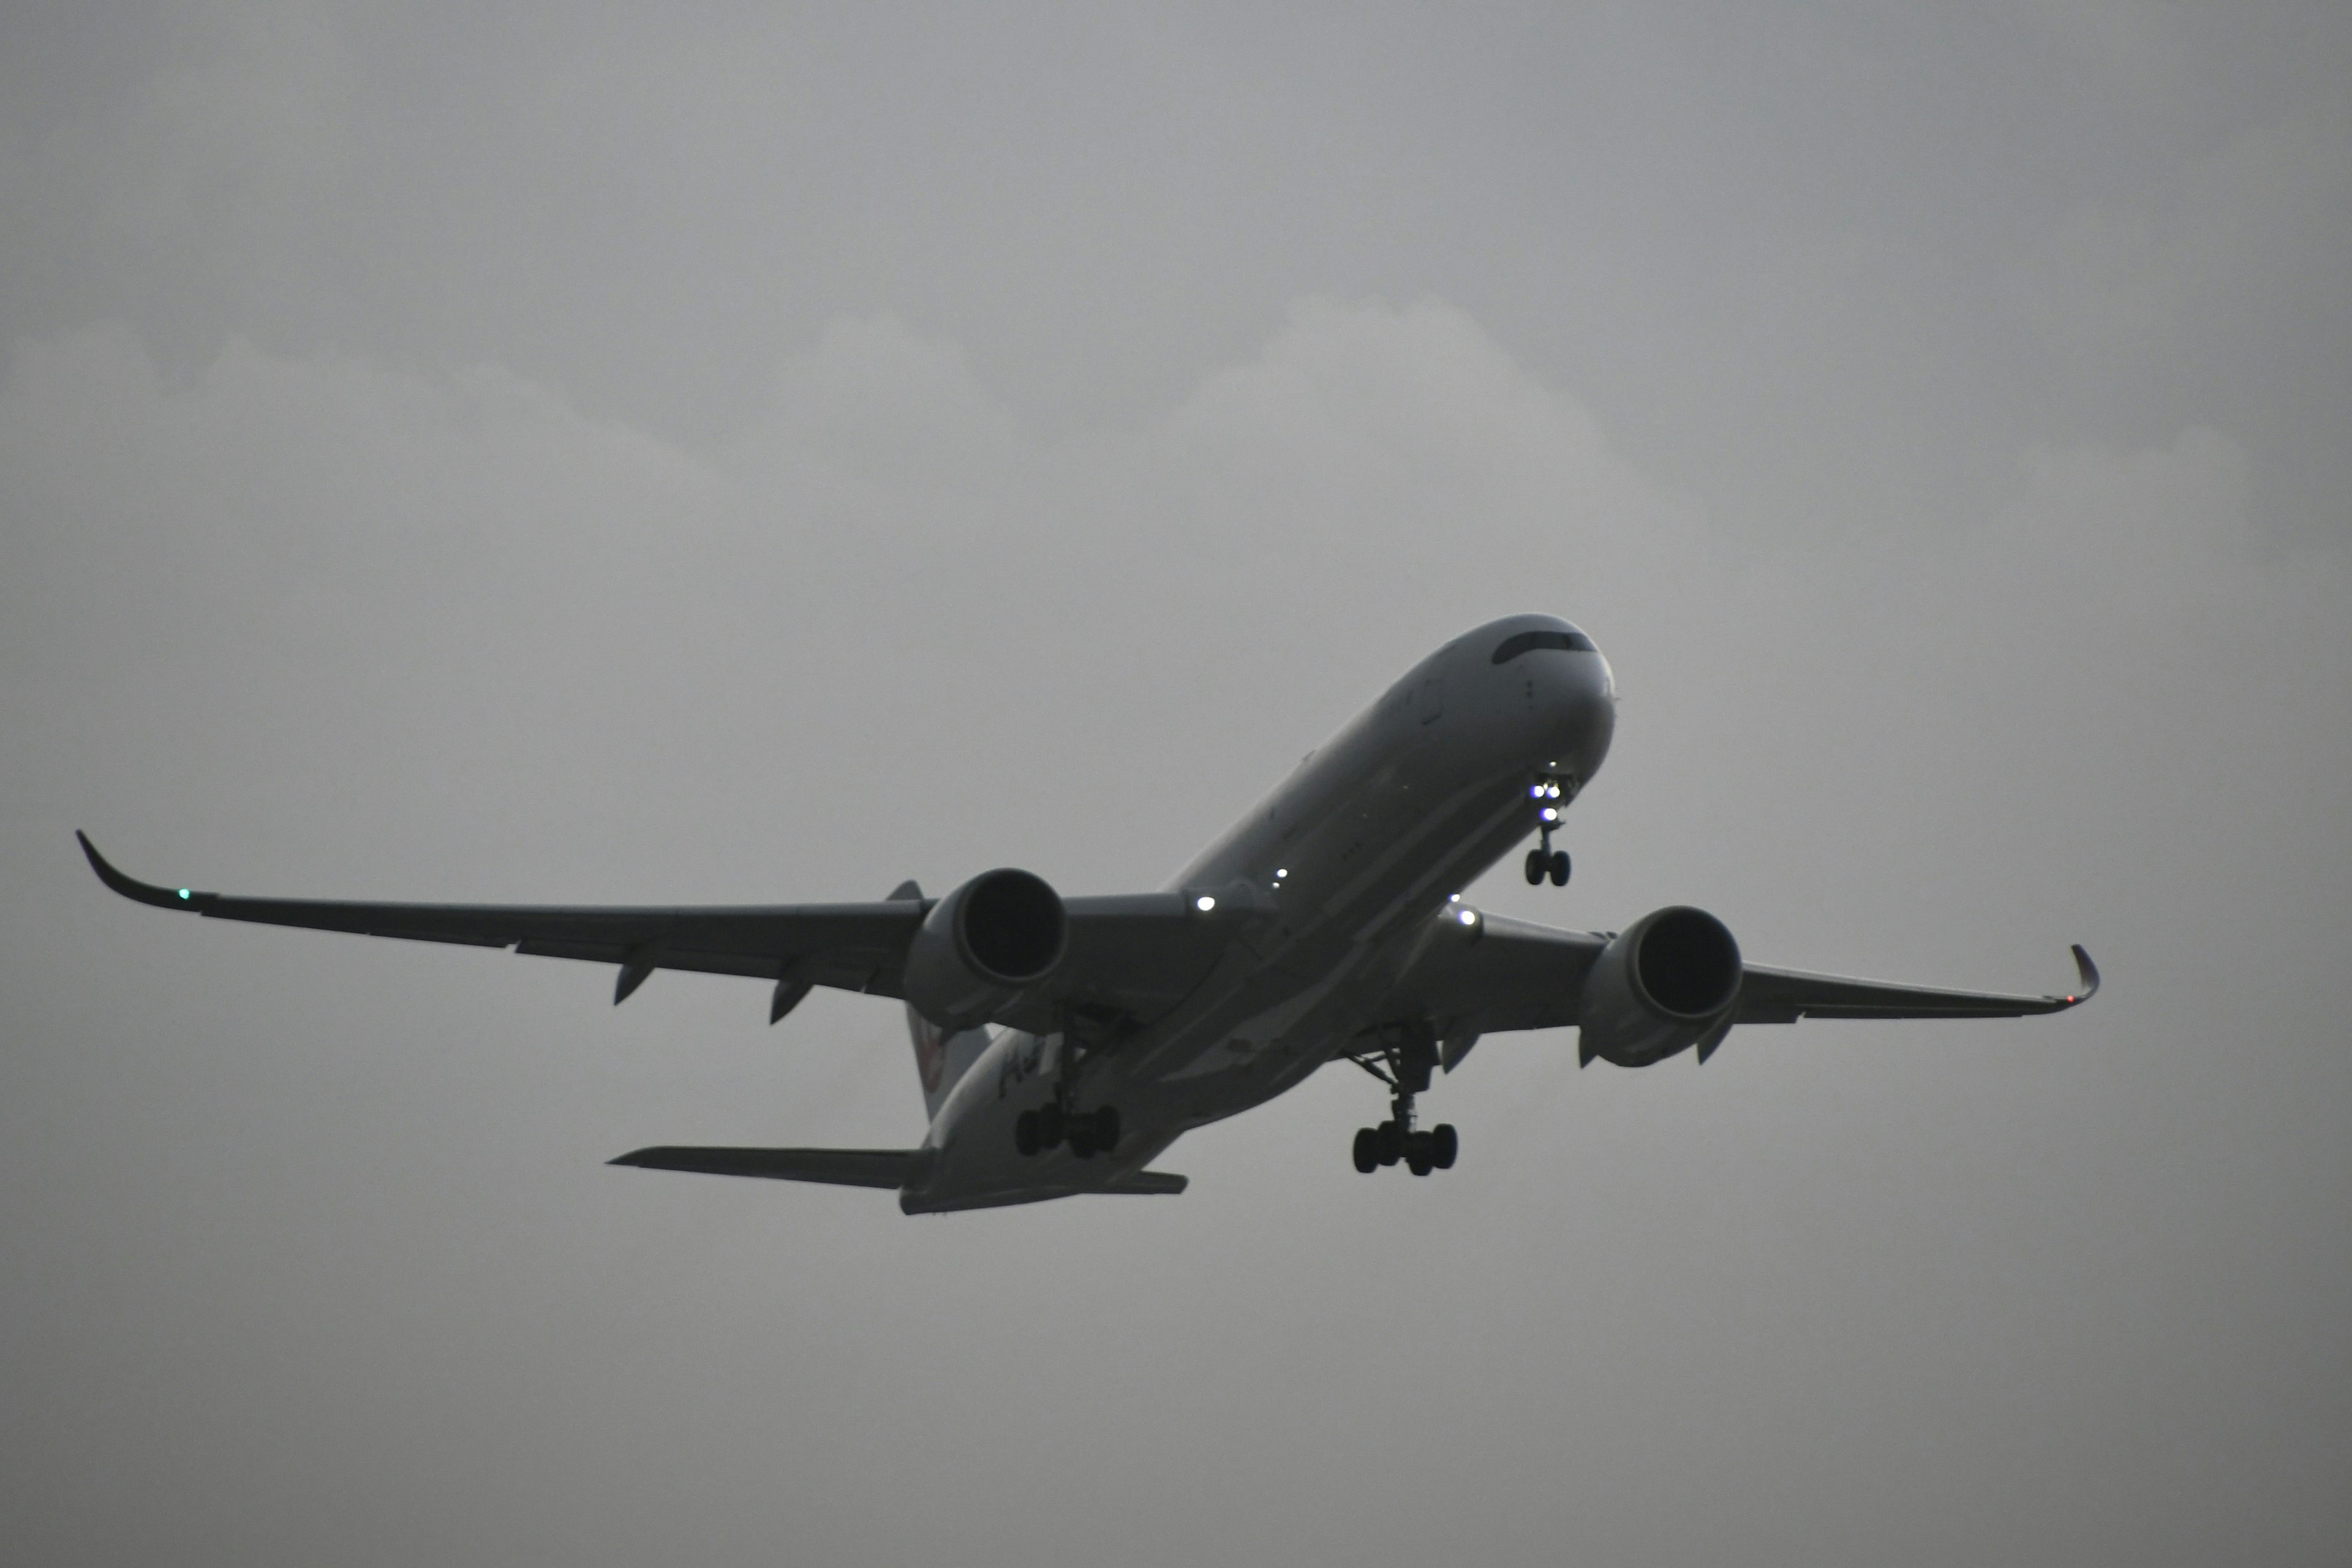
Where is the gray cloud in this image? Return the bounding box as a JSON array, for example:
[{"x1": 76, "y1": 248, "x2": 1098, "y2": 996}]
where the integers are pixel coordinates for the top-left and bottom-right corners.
[{"x1": 2, "y1": 6, "x2": 2348, "y2": 1565}]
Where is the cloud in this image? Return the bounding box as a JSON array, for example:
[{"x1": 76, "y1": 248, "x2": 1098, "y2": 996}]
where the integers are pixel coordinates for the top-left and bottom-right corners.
[
  {"x1": 0, "y1": 1, "x2": 353, "y2": 355},
  {"x1": 2012, "y1": 101, "x2": 2352, "y2": 541},
  {"x1": 4, "y1": 295, "x2": 2349, "y2": 1567}
]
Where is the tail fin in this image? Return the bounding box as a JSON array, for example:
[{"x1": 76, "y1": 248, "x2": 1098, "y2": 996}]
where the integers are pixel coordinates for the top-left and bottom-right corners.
[{"x1": 889, "y1": 880, "x2": 993, "y2": 1123}]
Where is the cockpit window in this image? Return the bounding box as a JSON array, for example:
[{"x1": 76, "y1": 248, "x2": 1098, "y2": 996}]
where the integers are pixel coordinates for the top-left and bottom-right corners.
[{"x1": 1491, "y1": 628, "x2": 1596, "y2": 663}]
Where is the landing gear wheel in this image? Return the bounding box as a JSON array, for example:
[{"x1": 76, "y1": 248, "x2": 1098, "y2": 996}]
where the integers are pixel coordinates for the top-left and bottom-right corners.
[
  {"x1": 1376, "y1": 1120, "x2": 1404, "y2": 1166},
  {"x1": 1014, "y1": 1110, "x2": 1041, "y2": 1157},
  {"x1": 1352, "y1": 1128, "x2": 1380, "y2": 1174},
  {"x1": 1549, "y1": 850, "x2": 1571, "y2": 886},
  {"x1": 1430, "y1": 1123, "x2": 1458, "y2": 1169},
  {"x1": 1036, "y1": 1102, "x2": 1065, "y2": 1150},
  {"x1": 1092, "y1": 1104, "x2": 1121, "y2": 1154},
  {"x1": 1406, "y1": 1133, "x2": 1436, "y2": 1176},
  {"x1": 1525, "y1": 848, "x2": 1547, "y2": 885},
  {"x1": 1067, "y1": 1125, "x2": 1098, "y2": 1160}
]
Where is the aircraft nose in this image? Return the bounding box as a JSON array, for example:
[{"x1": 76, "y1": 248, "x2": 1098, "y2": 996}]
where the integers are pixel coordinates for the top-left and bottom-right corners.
[{"x1": 1536, "y1": 647, "x2": 1615, "y2": 772}]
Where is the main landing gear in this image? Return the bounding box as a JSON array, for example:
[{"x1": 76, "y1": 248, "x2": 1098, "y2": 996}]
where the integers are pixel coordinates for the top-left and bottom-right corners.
[
  {"x1": 1523, "y1": 775, "x2": 1572, "y2": 886},
  {"x1": 1348, "y1": 1028, "x2": 1459, "y2": 1177},
  {"x1": 1016, "y1": 1100, "x2": 1121, "y2": 1159},
  {"x1": 1014, "y1": 1013, "x2": 1123, "y2": 1160}
]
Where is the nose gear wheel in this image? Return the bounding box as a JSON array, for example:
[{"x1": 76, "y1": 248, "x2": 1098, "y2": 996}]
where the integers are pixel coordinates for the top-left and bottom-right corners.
[{"x1": 1525, "y1": 775, "x2": 1573, "y2": 886}]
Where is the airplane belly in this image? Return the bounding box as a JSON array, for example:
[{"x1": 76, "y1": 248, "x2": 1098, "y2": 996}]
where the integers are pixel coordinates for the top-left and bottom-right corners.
[{"x1": 900, "y1": 1031, "x2": 1199, "y2": 1211}]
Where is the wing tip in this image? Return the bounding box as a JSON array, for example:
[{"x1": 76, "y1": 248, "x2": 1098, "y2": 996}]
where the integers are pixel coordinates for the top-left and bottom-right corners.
[
  {"x1": 77, "y1": 831, "x2": 199, "y2": 910},
  {"x1": 2064, "y1": 943, "x2": 2100, "y2": 1006}
]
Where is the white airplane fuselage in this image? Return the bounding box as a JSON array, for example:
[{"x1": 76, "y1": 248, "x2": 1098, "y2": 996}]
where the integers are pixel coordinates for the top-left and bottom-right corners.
[{"x1": 903, "y1": 613, "x2": 1616, "y2": 1212}]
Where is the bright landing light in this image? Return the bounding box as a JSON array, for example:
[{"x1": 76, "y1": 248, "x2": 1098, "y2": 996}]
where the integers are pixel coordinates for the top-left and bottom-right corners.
[
  {"x1": 1194, "y1": 895, "x2": 1216, "y2": 913},
  {"x1": 1457, "y1": 908, "x2": 1479, "y2": 926}
]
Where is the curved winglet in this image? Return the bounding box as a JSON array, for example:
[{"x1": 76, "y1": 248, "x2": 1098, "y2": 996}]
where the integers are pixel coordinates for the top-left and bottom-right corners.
[
  {"x1": 2064, "y1": 943, "x2": 2100, "y2": 1007},
  {"x1": 77, "y1": 832, "x2": 207, "y2": 910}
]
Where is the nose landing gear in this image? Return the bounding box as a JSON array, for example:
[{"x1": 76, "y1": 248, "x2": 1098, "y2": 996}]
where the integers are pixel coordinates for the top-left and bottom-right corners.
[
  {"x1": 1348, "y1": 1027, "x2": 1460, "y2": 1177},
  {"x1": 1522, "y1": 775, "x2": 1573, "y2": 886}
]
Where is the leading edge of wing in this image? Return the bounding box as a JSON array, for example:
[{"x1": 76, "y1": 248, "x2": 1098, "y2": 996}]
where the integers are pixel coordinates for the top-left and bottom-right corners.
[{"x1": 1736, "y1": 943, "x2": 2100, "y2": 1023}]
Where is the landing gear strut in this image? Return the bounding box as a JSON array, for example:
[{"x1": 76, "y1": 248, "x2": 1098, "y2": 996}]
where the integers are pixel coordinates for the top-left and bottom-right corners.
[
  {"x1": 1014, "y1": 1014, "x2": 1123, "y2": 1160},
  {"x1": 1348, "y1": 1027, "x2": 1459, "y2": 1177},
  {"x1": 1521, "y1": 775, "x2": 1572, "y2": 886}
]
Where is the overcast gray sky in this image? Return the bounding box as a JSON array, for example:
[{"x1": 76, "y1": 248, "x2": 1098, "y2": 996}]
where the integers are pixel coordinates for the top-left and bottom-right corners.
[{"x1": 3, "y1": 4, "x2": 2348, "y2": 1564}]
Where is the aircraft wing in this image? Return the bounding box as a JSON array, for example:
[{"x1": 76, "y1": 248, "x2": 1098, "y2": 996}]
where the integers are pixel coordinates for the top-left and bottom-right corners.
[
  {"x1": 1385, "y1": 913, "x2": 2096, "y2": 1039},
  {"x1": 77, "y1": 834, "x2": 1227, "y2": 1029},
  {"x1": 1733, "y1": 946, "x2": 2098, "y2": 1022},
  {"x1": 1382, "y1": 913, "x2": 1608, "y2": 1035}
]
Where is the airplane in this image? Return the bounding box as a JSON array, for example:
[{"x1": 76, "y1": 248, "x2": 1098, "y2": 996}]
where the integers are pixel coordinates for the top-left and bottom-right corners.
[{"x1": 78, "y1": 612, "x2": 2097, "y2": 1213}]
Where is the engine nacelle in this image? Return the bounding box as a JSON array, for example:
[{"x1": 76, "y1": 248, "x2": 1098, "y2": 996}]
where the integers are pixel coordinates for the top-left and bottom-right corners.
[
  {"x1": 1577, "y1": 905, "x2": 1743, "y2": 1067},
  {"x1": 900, "y1": 868, "x2": 1068, "y2": 1029}
]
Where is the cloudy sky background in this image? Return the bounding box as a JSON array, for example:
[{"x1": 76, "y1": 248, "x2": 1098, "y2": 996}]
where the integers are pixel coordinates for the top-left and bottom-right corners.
[{"x1": 3, "y1": 4, "x2": 2348, "y2": 1564}]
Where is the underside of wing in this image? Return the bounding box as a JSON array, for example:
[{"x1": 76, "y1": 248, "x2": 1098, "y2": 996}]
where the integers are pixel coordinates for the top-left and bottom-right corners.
[
  {"x1": 1379, "y1": 913, "x2": 1609, "y2": 1036},
  {"x1": 1735, "y1": 945, "x2": 2100, "y2": 1023},
  {"x1": 995, "y1": 891, "x2": 1235, "y2": 1033},
  {"x1": 1382, "y1": 909, "x2": 2096, "y2": 1046},
  {"x1": 80, "y1": 832, "x2": 923, "y2": 995},
  {"x1": 78, "y1": 833, "x2": 1232, "y2": 1030}
]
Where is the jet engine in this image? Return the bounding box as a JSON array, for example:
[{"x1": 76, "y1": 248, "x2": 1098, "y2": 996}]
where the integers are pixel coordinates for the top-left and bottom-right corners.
[
  {"x1": 1577, "y1": 905, "x2": 1742, "y2": 1067},
  {"x1": 900, "y1": 868, "x2": 1068, "y2": 1029}
]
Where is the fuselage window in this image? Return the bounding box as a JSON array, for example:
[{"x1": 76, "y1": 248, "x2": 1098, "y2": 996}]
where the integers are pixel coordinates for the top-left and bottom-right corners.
[{"x1": 1490, "y1": 628, "x2": 1596, "y2": 664}]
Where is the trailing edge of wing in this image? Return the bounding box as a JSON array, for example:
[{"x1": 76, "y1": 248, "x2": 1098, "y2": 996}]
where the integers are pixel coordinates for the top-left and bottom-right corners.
[
  {"x1": 1735, "y1": 943, "x2": 2100, "y2": 1023},
  {"x1": 609, "y1": 1146, "x2": 916, "y2": 1188}
]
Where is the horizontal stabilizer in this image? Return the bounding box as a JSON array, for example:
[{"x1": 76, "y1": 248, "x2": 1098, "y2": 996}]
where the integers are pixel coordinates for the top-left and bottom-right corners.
[
  {"x1": 1102, "y1": 1170, "x2": 1188, "y2": 1196},
  {"x1": 609, "y1": 1145, "x2": 913, "y2": 1189}
]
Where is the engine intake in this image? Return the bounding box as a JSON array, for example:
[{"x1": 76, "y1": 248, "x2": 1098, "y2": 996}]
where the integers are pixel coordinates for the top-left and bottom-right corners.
[
  {"x1": 1578, "y1": 905, "x2": 1742, "y2": 1067},
  {"x1": 901, "y1": 868, "x2": 1067, "y2": 1028}
]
